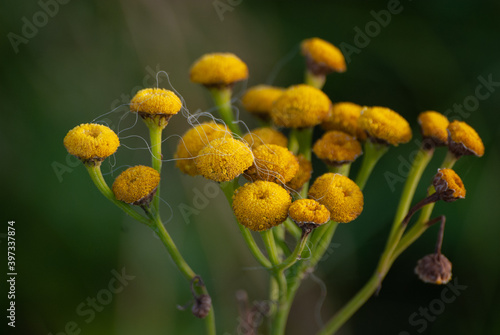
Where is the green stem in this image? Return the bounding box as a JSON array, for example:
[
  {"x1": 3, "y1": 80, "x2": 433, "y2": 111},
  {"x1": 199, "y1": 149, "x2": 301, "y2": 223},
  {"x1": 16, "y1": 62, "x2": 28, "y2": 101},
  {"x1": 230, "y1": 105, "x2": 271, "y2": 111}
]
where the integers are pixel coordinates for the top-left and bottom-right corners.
[
  {"x1": 151, "y1": 212, "x2": 216, "y2": 335},
  {"x1": 289, "y1": 127, "x2": 314, "y2": 198},
  {"x1": 304, "y1": 70, "x2": 326, "y2": 90},
  {"x1": 220, "y1": 180, "x2": 273, "y2": 269},
  {"x1": 210, "y1": 87, "x2": 242, "y2": 136},
  {"x1": 284, "y1": 218, "x2": 302, "y2": 240},
  {"x1": 85, "y1": 164, "x2": 150, "y2": 225},
  {"x1": 147, "y1": 123, "x2": 163, "y2": 213},
  {"x1": 355, "y1": 141, "x2": 389, "y2": 190},
  {"x1": 277, "y1": 231, "x2": 310, "y2": 271},
  {"x1": 261, "y1": 229, "x2": 280, "y2": 266},
  {"x1": 328, "y1": 163, "x2": 351, "y2": 176}
]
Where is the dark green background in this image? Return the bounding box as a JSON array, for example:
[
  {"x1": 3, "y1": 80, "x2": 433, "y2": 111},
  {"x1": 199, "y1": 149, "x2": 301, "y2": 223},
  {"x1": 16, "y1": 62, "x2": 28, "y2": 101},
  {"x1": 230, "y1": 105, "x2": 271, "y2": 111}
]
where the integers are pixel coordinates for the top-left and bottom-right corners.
[{"x1": 1, "y1": 0, "x2": 499, "y2": 334}]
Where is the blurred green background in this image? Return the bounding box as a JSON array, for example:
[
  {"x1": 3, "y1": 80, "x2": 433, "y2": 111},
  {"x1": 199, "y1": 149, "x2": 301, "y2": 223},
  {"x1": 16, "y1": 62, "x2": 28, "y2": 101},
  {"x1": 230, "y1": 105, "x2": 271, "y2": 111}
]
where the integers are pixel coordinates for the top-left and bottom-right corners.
[{"x1": 1, "y1": 0, "x2": 499, "y2": 334}]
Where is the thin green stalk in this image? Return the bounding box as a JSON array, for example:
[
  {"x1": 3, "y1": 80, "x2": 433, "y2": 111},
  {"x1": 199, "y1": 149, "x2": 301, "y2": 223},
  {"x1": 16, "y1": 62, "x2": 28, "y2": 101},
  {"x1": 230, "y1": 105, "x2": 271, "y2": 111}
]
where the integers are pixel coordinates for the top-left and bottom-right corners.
[
  {"x1": 355, "y1": 141, "x2": 389, "y2": 190},
  {"x1": 289, "y1": 127, "x2": 314, "y2": 198},
  {"x1": 328, "y1": 163, "x2": 351, "y2": 176},
  {"x1": 277, "y1": 232, "x2": 310, "y2": 271},
  {"x1": 85, "y1": 164, "x2": 150, "y2": 225},
  {"x1": 210, "y1": 87, "x2": 242, "y2": 136},
  {"x1": 304, "y1": 70, "x2": 326, "y2": 90},
  {"x1": 284, "y1": 218, "x2": 302, "y2": 240},
  {"x1": 220, "y1": 180, "x2": 272, "y2": 269},
  {"x1": 151, "y1": 212, "x2": 216, "y2": 335},
  {"x1": 147, "y1": 123, "x2": 163, "y2": 213},
  {"x1": 261, "y1": 229, "x2": 280, "y2": 266}
]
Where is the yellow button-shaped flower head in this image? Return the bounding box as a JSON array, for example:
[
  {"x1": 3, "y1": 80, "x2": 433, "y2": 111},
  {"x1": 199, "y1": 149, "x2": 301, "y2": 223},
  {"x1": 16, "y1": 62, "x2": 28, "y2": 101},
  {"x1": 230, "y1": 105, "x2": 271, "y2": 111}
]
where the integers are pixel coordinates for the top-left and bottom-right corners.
[
  {"x1": 175, "y1": 122, "x2": 230, "y2": 176},
  {"x1": 322, "y1": 102, "x2": 366, "y2": 141},
  {"x1": 358, "y1": 106, "x2": 412, "y2": 145},
  {"x1": 241, "y1": 85, "x2": 284, "y2": 120},
  {"x1": 301, "y1": 37, "x2": 346, "y2": 74},
  {"x1": 242, "y1": 127, "x2": 288, "y2": 150},
  {"x1": 308, "y1": 173, "x2": 363, "y2": 223},
  {"x1": 418, "y1": 111, "x2": 449, "y2": 147},
  {"x1": 195, "y1": 137, "x2": 253, "y2": 182},
  {"x1": 433, "y1": 168, "x2": 466, "y2": 202},
  {"x1": 232, "y1": 181, "x2": 292, "y2": 232},
  {"x1": 112, "y1": 165, "x2": 160, "y2": 206},
  {"x1": 288, "y1": 199, "x2": 330, "y2": 229},
  {"x1": 190, "y1": 53, "x2": 248, "y2": 87},
  {"x1": 447, "y1": 120, "x2": 485, "y2": 157},
  {"x1": 64, "y1": 123, "x2": 120, "y2": 165},
  {"x1": 415, "y1": 253, "x2": 452, "y2": 285},
  {"x1": 246, "y1": 144, "x2": 299, "y2": 184},
  {"x1": 272, "y1": 84, "x2": 332, "y2": 128},
  {"x1": 130, "y1": 88, "x2": 182, "y2": 128},
  {"x1": 313, "y1": 131, "x2": 362, "y2": 166},
  {"x1": 286, "y1": 155, "x2": 313, "y2": 192}
]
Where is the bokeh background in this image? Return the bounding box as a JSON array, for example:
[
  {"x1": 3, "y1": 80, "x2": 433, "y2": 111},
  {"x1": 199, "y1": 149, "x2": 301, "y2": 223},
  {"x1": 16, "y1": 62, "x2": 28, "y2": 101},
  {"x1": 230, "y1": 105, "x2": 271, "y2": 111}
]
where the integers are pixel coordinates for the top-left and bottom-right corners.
[{"x1": 1, "y1": 0, "x2": 500, "y2": 334}]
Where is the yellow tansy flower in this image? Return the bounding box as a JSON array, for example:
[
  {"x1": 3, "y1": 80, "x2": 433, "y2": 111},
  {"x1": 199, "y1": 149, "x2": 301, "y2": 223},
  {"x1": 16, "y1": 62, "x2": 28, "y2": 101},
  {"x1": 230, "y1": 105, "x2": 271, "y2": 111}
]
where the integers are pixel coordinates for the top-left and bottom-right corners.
[
  {"x1": 313, "y1": 131, "x2": 362, "y2": 166},
  {"x1": 112, "y1": 165, "x2": 160, "y2": 206},
  {"x1": 447, "y1": 120, "x2": 485, "y2": 157},
  {"x1": 242, "y1": 127, "x2": 288, "y2": 150},
  {"x1": 358, "y1": 106, "x2": 412, "y2": 145},
  {"x1": 433, "y1": 168, "x2": 466, "y2": 202},
  {"x1": 175, "y1": 122, "x2": 230, "y2": 176},
  {"x1": 195, "y1": 137, "x2": 253, "y2": 182},
  {"x1": 286, "y1": 155, "x2": 313, "y2": 192},
  {"x1": 418, "y1": 111, "x2": 449, "y2": 147},
  {"x1": 301, "y1": 37, "x2": 346, "y2": 74},
  {"x1": 288, "y1": 199, "x2": 330, "y2": 227},
  {"x1": 246, "y1": 144, "x2": 299, "y2": 184},
  {"x1": 308, "y1": 173, "x2": 364, "y2": 223},
  {"x1": 322, "y1": 102, "x2": 366, "y2": 140},
  {"x1": 64, "y1": 123, "x2": 120, "y2": 164},
  {"x1": 241, "y1": 85, "x2": 284, "y2": 119},
  {"x1": 190, "y1": 53, "x2": 248, "y2": 87},
  {"x1": 130, "y1": 88, "x2": 182, "y2": 115},
  {"x1": 272, "y1": 84, "x2": 332, "y2": 128},
  {"x1": 232, "y1": 181, "x2": 292, "y2": 232}
]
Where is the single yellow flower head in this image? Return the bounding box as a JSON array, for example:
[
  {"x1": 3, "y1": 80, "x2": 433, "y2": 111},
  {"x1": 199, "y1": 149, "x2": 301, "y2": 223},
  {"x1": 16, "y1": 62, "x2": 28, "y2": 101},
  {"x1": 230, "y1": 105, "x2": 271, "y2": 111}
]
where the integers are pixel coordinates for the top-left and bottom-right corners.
[
  {"x1": 271, "y1": 84, "x2": 332, "y2": 128},
  {"x1": 301, "y1": 37, "x2": 346, "y2": 74},
  {"x1": 112, "y1": 165, "x2": 160, "y2": 206},
  {"x1": 241, "y1": 85, "x2": 284, "y2": 119},
  {"x1": 418, "y1": 111, "x2": 449, "y2": 147},
  {"x1": 447, "y1": 120, "x2": 485, "y2": 157},
  {"x1": 286, "y1": 155, "x2": 313, "y2": 192},
  {"x1": 415, "y1": 253, "x2": 452, "y2": 285},
  {"x1": 322, "y1": 102, "x2": 366, "y2": 141},
  {"x1": 246, "y1": 144, "x2": 299, "y2": 184},
  {"x1": 232, "y1": 181, "x2": 292, "y2": 232},
  {"x1": 195, "y1": 137, "x2": 253, "y2": 182},
  {"x1": 189, "y1": 53, "x2": 248, "y2": 87},
  {"x1": 242, "y1": 127, "x2": 288, "y2": 150},
  {"x1": 313, "y1": 131, "x2": 362, "y2": 166},
  {"x1": 64, "y1": 123, "x2": 120, "y2": 164},
  {"x1": 433, "y1": 168, "x2": 466, "y2": 202},
  {"x1": 130, "y1": 88, "x2": 182, "y2": 115},
  {"x1": 308, "y1": 173, "x2": 363, "y2": 223},
  {"x1": 175, "y1": 122, "x2": 230, "y2": 176},
  {"x1": 288, "y1": 199, "x2": 330, "y2": 227},
  {"x1": 358, "y1": 106, "x2": 412, "y2": 145}
]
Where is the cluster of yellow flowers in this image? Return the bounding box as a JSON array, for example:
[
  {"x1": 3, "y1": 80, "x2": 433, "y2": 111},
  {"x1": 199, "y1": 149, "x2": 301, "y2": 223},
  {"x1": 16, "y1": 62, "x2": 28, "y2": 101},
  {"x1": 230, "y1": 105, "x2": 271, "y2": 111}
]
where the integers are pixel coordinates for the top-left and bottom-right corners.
[{"x1": 63, "y1": 35, "x2": 485, "y2": 335}]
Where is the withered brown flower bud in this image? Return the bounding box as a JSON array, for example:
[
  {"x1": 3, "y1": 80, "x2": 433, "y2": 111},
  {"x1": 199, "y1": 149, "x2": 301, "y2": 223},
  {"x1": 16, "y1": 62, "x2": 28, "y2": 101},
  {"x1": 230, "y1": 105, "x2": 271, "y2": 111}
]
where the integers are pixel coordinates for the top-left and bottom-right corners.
[{"x1": 415, "y1": 253, "x2": 452, "y2": 285}]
